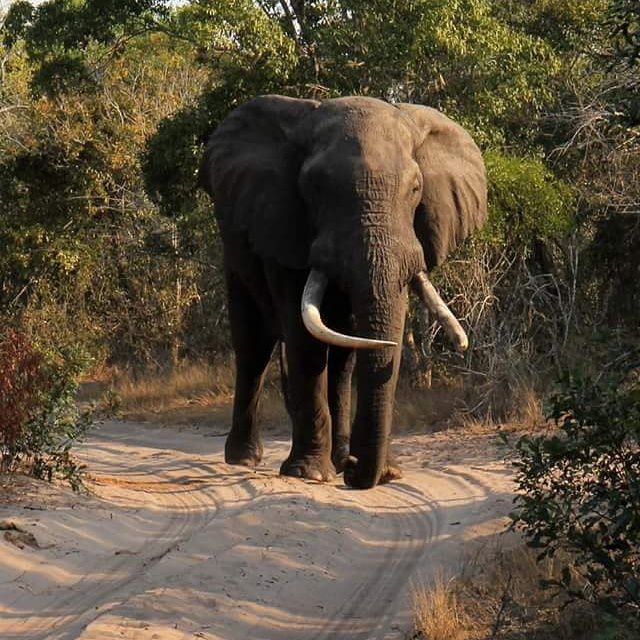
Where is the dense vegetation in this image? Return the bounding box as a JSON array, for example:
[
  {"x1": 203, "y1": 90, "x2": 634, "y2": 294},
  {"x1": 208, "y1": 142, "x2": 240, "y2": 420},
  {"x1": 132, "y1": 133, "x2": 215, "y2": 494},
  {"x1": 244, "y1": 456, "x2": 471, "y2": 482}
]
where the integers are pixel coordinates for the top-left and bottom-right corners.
[
  {"x1": 0, "y1": 329, "x2": 91, "y2": 488},
  {"x1": 512, "y1": 346, "x2": 640, "y2": 631},
  {"x1": 1, "y1": 1, "x2": 637, "y2": 396}
]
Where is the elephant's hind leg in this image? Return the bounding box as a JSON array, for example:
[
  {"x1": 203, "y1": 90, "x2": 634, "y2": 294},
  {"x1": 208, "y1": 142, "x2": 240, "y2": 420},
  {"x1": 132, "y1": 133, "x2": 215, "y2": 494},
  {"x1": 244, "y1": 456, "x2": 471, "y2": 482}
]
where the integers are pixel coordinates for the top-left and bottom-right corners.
[{"x1": 225, "y1": 271, "x2": 276, "y2": 468}]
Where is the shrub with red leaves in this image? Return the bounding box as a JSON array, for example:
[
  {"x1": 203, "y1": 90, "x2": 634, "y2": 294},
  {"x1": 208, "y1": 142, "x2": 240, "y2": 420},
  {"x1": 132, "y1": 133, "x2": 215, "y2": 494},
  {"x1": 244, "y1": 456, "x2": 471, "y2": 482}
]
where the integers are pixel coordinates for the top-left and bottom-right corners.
[
  {"x1": 0, "y1": 330, "x2": 92, "y2": 488},
  {"x1": 0, "y1": 331, "x2": 52, "y2": 470}
]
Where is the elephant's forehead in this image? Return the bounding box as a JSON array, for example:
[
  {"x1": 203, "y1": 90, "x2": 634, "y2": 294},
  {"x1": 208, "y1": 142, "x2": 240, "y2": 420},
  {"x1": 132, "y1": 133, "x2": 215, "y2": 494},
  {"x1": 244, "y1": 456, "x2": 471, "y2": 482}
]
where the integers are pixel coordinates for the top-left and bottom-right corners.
[{"x1": 312, "y1": 99, "x2": 414, "y2": 149}]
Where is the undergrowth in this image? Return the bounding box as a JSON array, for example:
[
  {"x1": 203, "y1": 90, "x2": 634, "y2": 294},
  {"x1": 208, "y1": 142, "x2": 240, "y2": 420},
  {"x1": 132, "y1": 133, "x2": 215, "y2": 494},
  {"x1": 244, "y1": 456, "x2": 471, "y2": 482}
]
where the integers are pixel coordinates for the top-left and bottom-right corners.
[
  {"x1": 412, "y1": 539, "x2": 637, "y2": 640},
  {"x1": 0, "y1": 330, "x2": 93, "y2": 490}
]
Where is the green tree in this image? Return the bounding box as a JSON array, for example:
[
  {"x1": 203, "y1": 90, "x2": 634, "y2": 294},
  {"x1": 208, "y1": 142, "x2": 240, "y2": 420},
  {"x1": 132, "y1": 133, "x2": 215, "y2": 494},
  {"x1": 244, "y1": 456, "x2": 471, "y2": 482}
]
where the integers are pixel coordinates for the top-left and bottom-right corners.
[
  {"x1": 609, "y1": 0, "x2": 640, "y2": 67},
  {"x1": 0, "y1": 16, "x2": 223, "y2": 365}
]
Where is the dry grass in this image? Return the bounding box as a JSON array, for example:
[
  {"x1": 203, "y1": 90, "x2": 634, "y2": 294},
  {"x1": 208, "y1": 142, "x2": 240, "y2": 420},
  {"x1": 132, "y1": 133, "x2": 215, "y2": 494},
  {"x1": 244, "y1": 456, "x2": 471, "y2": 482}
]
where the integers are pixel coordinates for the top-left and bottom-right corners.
[
  {"x1": 86, "y1": 362, "x2": 475, "y2": 431},
  {"x1": 452, "y1": 383, "x2": 547, "y2": 436},
  {"x1": 81, "y1": 359, "x2": 287, "y2": 426},
  {"x1": 510, "y1": 385, "x2": 546, "y2": 431},
  {"x1": 411, "y1": 536, "x2": 636, "y2": 640},
  {"x1": 413, "y1": 574, "x2": 470, "y2": 640},
  {"x1": 107, "y1": 361, "x2": 235, "y2": 412},
  {"x1": 394, "y1": 380, "x2": 467, "y2": 432},
  {"x1": 394, "y1": 376, "x2": 547, "y2": 437},
  {"x1": 81, "y1": 358, "x2": 547, "y2": 435}
]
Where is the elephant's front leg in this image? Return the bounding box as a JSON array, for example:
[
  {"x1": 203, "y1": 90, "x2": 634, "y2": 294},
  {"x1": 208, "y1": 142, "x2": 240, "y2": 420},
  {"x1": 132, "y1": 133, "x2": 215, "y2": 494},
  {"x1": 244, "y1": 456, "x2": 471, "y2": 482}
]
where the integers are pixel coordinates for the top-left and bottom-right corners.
[
  {"x1": 328, "y1": 345, "x2": 355, "y2": 473},
  {"x1": 280, "y1": 339, "x2": 334, "y2": 481},
  {"x1": 273, "y1": 269, "x2": 335, "y2": 482}
]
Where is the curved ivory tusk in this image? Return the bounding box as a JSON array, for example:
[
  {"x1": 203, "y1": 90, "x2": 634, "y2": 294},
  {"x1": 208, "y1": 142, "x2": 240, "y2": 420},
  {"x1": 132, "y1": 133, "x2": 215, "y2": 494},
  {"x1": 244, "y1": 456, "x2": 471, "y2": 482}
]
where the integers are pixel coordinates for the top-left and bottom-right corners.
[
  {"x1": 301, "y1": 269, "x2": 397, "y2": 349},
  {"x1": 412, "y1": 271, "x2": 469, "y2": 353}
]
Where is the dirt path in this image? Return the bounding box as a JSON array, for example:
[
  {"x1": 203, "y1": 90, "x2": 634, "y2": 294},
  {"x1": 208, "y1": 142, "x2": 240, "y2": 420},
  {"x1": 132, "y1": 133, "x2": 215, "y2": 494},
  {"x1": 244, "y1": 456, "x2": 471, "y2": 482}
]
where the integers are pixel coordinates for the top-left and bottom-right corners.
[{"x1": 0, "y1": 421, "x2": 514, "y2": 639}]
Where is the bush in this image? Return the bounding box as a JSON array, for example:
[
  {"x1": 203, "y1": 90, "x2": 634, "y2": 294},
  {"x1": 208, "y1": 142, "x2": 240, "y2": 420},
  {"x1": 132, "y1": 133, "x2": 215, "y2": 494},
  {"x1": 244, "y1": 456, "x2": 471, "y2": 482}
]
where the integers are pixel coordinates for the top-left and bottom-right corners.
[
  {"x1": 0, "y1": 330, "x2": 92, "y2": 490},
  {"x1": 484, "y1": 150, "x2": 575, "y2": 251},
  {"x1": 512, "y1": 347, "x2": 640, "y2": 617}
]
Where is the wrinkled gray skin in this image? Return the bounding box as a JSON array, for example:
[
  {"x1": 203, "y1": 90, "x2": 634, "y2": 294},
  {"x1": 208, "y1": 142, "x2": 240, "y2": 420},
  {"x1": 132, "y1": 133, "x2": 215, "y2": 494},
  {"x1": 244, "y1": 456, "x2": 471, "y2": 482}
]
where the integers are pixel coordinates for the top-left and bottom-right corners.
[{"x1": 200, "y1": 95, "x2": 487, "y2": 489}]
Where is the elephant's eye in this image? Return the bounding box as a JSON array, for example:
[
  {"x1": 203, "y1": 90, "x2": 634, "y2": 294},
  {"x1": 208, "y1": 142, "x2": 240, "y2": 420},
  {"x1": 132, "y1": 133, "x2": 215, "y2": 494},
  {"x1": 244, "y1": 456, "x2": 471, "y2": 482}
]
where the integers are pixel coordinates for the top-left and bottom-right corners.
[{"x1": 412, "y1": 182, "x2": 421, "y2": 194}]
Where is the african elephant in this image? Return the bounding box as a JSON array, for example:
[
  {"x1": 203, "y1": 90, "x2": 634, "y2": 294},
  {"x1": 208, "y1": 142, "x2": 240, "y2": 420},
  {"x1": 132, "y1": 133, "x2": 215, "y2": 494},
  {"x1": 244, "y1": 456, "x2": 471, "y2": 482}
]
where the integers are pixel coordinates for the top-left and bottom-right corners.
[{"x1": 199, "y1": 95, "x2": 487, "y2": 489}]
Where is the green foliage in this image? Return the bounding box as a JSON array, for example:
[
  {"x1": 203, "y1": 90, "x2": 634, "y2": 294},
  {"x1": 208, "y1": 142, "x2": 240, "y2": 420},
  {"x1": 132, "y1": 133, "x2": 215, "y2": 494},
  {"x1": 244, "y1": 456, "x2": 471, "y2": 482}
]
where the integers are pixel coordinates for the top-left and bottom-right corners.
[
  {"x1": 484, "y1": 150, "x2": 575, "y2": 250},
  {"x1": 0, "y1": 27, "x2": 225, "y2": 364},
  {"x1": 407, "y1": 0, "x2": 559, "y2": 146},
  {"x1": 0, "y1": 0, "x2": 637, "y2": 394},
  {"x1": 586, "y1": 209, "x2": 640, "y2": 323},
  {"x1": 171, "y1": 0, "x2": 297, "y2": 81},
  {"x1": 143, "y1": 95, "x2": 218, "y2": 218},
  {"x1": 1, "y1": 1, "x2": 34, "y2": 49},
  {"x1": 0, "y1": 330, "x2": 93, "y2": 490},
  {"x1": 513, "y1": 348, "x2": 640, "y2": 615},
  {"x1": 3, "y1": 0, "x2": 164, "y2": 50},
  {"x1": 609, "y1": 0, "x2": 640, "y2": 67},
  {"x1": 496, "y1": 0, "x2": 609, "y2": 52}
]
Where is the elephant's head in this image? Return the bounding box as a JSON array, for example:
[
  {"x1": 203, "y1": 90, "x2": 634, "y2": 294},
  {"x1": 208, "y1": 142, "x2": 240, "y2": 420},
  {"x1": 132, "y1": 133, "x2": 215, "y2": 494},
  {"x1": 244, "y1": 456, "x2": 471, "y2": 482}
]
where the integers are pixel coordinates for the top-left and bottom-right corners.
[{"x1": 200, "y1": 95, "x2": 486, "y2": 487}]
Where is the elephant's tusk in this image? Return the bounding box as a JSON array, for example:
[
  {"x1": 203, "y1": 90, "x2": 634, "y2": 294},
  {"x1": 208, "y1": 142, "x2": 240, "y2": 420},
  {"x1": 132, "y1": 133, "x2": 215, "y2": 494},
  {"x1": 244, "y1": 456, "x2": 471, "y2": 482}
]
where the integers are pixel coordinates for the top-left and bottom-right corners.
[
  {"x1": 412, "y1": 271, "x2": 469, "y2": 353},
  {"x1": 301, "y1": 270, "x2": 397, "y2": 349}
]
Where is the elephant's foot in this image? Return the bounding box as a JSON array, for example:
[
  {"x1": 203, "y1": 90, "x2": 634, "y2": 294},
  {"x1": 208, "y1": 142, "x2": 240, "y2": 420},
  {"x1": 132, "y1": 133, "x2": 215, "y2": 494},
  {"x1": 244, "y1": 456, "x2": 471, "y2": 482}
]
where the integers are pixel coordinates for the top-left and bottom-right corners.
[
  {"x1": 280, "y1": 455, "x2": 336, "y2": 483},
  {"x1": 331, "y1": 436, "x2": 350, "y2": 474},
  {"x1": 378, "y1": 460, "x2": 403, "y2": 484},
  {"x1": 343, "y1": 455, "x2": 403, "y2": 489},
  {"x1": 224, "y1": 434, "x2": 263, "y2": 467}
]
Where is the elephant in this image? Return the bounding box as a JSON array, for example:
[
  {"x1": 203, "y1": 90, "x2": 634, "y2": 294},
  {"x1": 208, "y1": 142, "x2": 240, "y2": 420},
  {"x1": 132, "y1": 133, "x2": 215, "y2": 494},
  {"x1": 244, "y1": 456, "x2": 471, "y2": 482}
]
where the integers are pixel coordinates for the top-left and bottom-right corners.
[{"x1": 199, "y1": 95, "x2": 487, "y2": 489}]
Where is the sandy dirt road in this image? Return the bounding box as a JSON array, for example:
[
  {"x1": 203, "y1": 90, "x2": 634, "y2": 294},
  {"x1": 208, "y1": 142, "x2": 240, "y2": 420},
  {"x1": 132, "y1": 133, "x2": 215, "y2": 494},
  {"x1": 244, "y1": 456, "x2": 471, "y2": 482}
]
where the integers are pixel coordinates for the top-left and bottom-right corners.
[{"x1": 0, "y1": 420, "x2": 513, "y2": 639}]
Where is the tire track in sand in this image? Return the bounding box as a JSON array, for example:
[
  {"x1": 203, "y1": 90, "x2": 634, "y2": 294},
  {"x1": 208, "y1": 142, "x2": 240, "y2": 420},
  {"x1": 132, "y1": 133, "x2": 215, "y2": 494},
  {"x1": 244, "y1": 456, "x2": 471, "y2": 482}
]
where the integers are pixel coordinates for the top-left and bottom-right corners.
[
  {"x1": 2, "y1": 430, "x2": 228, "y2": 639},
  {"x1": 1, "y1": 423, "x2": 512, "y2": 640},
  {"x1": 311, "y1": 482, "x2": 441, "y2": 640}
]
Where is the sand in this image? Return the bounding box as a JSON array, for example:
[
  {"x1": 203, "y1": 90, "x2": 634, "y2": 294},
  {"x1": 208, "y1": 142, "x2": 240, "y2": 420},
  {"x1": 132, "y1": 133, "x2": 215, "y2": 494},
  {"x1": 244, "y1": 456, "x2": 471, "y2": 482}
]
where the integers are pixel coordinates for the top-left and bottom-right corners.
[{"x1": 0, "y1": 420, "x2": 514, "y2": 639}]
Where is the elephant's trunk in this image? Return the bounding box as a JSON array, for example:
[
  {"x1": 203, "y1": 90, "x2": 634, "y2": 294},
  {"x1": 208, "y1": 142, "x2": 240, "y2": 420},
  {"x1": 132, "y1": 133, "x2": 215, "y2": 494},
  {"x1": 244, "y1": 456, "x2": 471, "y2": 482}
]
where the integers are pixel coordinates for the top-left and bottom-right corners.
[
  {"x1": 301, "y1": 269, "x2": 396, "y2": 349},
  {"x1": 345, "y1": 289, "x2": 407, "y2": 488}
]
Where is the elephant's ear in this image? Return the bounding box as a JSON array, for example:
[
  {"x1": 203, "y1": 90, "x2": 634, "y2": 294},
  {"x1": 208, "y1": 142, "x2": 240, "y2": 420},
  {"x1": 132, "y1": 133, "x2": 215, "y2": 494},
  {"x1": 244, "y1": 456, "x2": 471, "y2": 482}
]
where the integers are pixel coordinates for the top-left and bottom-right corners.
[
  {"x1": 199, "y1": 95, "x2": 320, "y2": 269},
  {"x1": 396, "y1": 104, "x2": 487, "y2": 269}
]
